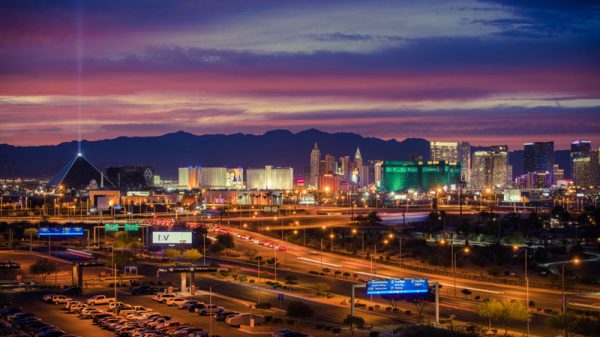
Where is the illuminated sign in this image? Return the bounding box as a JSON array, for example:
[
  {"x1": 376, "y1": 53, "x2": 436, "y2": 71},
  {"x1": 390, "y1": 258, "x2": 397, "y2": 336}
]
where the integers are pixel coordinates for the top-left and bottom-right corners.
[
  {"x1": 124, "y1": 223, "x2": 139, "y2": 232},
  {"x1": 152, "y1": 231, "x2": 193, "y2": 244},
  {"x1": 104, "y1": 224, "x2": 119, "y2": 232},
  {"x1": 366, "y1": 278, "x2": 429, "y2": 295},
  {"x1": 503, "y1": 189, "x2": 522, "y2": 203},
  {"x1": 39, "y1": 227, "x2": 84, "y2": 237}
]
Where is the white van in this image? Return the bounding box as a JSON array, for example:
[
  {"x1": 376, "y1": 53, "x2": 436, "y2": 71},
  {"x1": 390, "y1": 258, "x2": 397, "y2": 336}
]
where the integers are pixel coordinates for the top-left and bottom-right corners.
[{"x1": 225, "y1": 313, "x2": 266, "y2": 327}]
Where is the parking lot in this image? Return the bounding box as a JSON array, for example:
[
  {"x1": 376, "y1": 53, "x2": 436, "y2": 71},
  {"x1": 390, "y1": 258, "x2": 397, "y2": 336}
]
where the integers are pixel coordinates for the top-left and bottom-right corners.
[{"x1": 2, "y1": 288, "x2": 312, "y2": 337}]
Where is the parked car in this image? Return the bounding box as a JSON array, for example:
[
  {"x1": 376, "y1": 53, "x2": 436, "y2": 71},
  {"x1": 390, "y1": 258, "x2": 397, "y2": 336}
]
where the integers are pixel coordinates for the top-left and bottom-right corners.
[
  {"x1": 166, "y1": 297, "x2": 188, "y2": 307},
  {"x1": 177, "y1": 300, "x2": 199, "y2": 309},
  {"x1": 42, "y1": 294, "x2": 57, "y2": 303},
  {"x1": 131, "y1": 285, "x2": 158, "y2": 295},
  {"x1": 86, "y1": 295, "x2": 116, "y2": 305},
  {"x1": 225, "y1": 313, "x2": 265, "y2": 327},
  {"x1": 215, "y1": 311, "x2": 238, "y2": 321},
  {"x1": 152, "y1": 293, "x2": 176, "y2": 303},
  {"x1": 51, "y1": 295, "x2": 73, "y2": 304},
  {"x1": 197, "y1": 304, "x2": 224, "y2": 316}
]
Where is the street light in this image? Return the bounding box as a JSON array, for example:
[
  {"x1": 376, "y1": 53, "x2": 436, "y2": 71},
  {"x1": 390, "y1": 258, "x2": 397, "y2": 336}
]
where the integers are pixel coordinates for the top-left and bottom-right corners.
[
  {"x1": 453, "y1": 245, "x2": 470, "y2": 297},
  {"x1": 561, "y1": 257, "x2": 581, "y2": 313},
  {"x1": 329, "y1": 233, "x2": 334, "y2": 254},
  {"x1": 513, "y1": 245, "x2": 530, "y2": 337},
  {"x1": 371, "y1": 239, "x2": 388, "y2": 277}
]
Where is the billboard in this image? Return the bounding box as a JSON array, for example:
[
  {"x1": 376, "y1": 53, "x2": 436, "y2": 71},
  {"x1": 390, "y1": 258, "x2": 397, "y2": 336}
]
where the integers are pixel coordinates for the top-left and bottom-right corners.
[
  {"x1": 366, "y1": 278, "x2": 429, "y2": 295},
  {"x1": 152, "y1": 231, "x2": 193, "y2": 244},
  {"x1": 503, "y1": 189, "x2": 522, "y2": 203},
  {"x1": 39, "y1": 227, "x2": 84, "y2": 237}
]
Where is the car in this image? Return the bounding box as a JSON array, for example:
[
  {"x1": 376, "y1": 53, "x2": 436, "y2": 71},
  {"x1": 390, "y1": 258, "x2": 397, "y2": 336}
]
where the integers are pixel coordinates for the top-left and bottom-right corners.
[
  {"x1": 86, "y1": 295, "x2": 116, "y2": 305},
  {"x1": 225, "y1": 313, "x2": 265, "y2": 327},
  {"x1": 119, "y1": 305, "x2": 153, "y2": 316},
  {"x1": 187, "y1": 303, "x2": 206, "y2": 313},
  {"x1": 131, "y1": 285, "x2": 158, "y2": 295},
  {"x1": 272, "y1": 330, "x2": 291, "y2": 337},
  {"x1": 51, "y1": 295, "x2": 73, "y2": 304},
  {"x1": 80, "y1": 308, "x2": 103, "y2": 319},
  {"x1": 177, "y1": 300, "x2": 200, "y2": 309},
  {"x1": 215, "y1": 311, "x2": 238, "y2": 321},
  {"x1": 63, "y1": 300, "x2": 80, "y2": 311},
  {"x1": 152, "y1": 293, "x2": 176, "y2": 303},
  {"x1": 165, "y1": 297, "x2": 188, "y2": 306},
  {"x1": 42, "y1": 294, "x2": 57, "y2": 303},
  {"x1": 197, "y1": 305, "x2": 224, "y2": 316}
]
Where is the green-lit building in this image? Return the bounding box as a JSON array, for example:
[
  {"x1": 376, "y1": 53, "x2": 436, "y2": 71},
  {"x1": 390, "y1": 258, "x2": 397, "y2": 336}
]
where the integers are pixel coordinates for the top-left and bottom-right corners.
[{"x1": 381, "y1": 160, "x2": 461, "y2": 192}]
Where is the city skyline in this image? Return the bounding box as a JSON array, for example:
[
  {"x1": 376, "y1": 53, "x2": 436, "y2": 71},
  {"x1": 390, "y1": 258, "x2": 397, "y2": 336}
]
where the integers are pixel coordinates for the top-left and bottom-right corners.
[{"x1": 1, "y1": 1, "x2": 599, "y2": 147}]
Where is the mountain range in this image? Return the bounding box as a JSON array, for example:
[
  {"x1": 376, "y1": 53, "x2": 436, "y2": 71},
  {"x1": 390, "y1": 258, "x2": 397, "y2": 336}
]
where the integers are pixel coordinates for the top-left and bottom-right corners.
[{"x1": 0, "y1": 129, "x2": 570, "y2": 179}]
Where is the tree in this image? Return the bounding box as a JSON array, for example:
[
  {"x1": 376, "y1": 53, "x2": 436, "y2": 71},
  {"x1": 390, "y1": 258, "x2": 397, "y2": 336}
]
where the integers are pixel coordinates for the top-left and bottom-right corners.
[
  {"x1": 286, "y1": 301, "x2": 314, "y2": 318},
  {"x1": 477, "y1": 298, "x2": 529, "y2": 333},
  {"x1": 477, "y1": 298, "x2": 505, "y2": 330},
  {"x1": 461, "y1": 288, "x2": 472, "y2": 299},
  {"x1": 209, "y1": 242, "x2": 225, "y2": 253},
  {"x1": 163, "y1": 248, "x2": 181, "y2": 259},
  {"x1": 216, "y1": 233, "x2": 235, "y2": 249},
  {"x1": 381, "y1": 294, "x2": 402, "y2": 310},
  {"x1": 405, "y1": 294, "x2": 428, "y2": 316},
  {"x1": 244, "y1": 248, "x2": 257, "y2": 261},
  {"x1": 182, "y1": 248, "x2": 202, "y2": 262},
  {"x1": 29, "y1": 258, "x2": 58, "y2": 281}
]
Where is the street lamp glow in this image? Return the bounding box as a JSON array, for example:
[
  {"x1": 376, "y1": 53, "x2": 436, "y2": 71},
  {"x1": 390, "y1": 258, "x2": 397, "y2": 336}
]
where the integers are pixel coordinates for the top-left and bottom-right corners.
[
  {"x1": 351, "y1": 228, "x2": 357, "y2": 234},
  {"x1": 464, "y1": 247, "x2": 470, "y2": 254}
]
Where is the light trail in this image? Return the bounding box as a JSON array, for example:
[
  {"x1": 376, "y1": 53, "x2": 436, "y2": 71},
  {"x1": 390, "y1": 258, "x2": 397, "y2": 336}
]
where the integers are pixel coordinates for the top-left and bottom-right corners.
[{"x1": 297, "y1": 256, "x2": 342, "y2": 268}]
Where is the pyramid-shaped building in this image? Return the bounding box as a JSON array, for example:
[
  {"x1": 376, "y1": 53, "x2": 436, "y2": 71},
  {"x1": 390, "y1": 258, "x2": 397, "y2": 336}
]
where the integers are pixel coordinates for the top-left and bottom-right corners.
[{"x1": 48, "y1": 154, "x2": 115, "y2": 191}]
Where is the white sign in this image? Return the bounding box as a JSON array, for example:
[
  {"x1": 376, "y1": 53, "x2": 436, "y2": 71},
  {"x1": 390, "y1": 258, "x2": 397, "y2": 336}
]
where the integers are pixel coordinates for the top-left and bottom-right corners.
[{"x1": 152, "y1": 231, "x2": 193, "y2": 244}]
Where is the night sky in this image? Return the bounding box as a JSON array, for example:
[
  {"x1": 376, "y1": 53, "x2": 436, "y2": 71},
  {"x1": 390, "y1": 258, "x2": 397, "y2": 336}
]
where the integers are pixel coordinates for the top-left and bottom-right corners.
[{"x1": 1, "y1": 0, "x2": 599, "y2": 149}]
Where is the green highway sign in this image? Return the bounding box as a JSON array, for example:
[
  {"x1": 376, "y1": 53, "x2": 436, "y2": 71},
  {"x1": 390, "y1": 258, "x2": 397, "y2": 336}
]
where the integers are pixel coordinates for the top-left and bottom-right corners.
[
  {"x1": 104, "y1": 224, "x2": 119, "y2": 232},
  {"x1": 124, "y1": 223, "x2": 139, "y2": 232}
]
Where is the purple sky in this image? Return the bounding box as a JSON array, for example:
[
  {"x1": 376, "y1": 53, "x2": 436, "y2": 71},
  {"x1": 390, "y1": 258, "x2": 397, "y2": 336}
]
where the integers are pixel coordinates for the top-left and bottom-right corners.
[{"x1": 0, "y1": 0, "x2": 599, "y2": 149}]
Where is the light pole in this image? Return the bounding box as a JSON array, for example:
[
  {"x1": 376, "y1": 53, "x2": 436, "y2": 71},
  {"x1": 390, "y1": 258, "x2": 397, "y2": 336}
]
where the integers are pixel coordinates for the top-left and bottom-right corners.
[
  {"x1": 329, "y1": 233, "x2": 334, "y2": 254},
  {"x1": 371, "y1": 239, "x2": 388, "y2": 277},
  {"x1": 561, "y1": 257, "x2": 581, "y2": 313},
  {"x1": 513, "y1": 245, "x2": 530, "y2": 337},
  {"x1": 320, "y1": 238, "x2": 324, "y2": 271},
  {"x1": 453, "y1": 246, "x2": 470, "y2": 297}
]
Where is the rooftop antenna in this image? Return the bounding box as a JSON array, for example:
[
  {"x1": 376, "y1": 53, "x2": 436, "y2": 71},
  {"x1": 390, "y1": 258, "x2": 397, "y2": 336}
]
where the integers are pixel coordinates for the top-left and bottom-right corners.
[{"x1": 76, "y1": 0, "x2": 84, "y2": 157}]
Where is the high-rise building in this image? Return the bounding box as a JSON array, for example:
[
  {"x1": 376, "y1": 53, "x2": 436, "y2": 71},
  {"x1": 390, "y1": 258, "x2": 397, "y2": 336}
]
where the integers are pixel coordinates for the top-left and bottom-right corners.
[
  {"x1": 571, "y1": 140, "x2": 592, "y2": 185},
  {"x1": 106, "y1": 166, "x2": 154, "y2": 191},
  {"x1": 339, "y1": 156, "x2": 351, "y2": 181},
  {"x1": 471, "y1": 146, "x2": 510, "y2": 190},
  {"x1": 198, "y1": 167, "x2": 228, "y2": 189},
  {"x1": 178, "y1": 166, "x2": 199, "y2": 190},
  {"x1": 310, "y1": 143, "x2": 321, "y2": 189},
  {"x1": 591, "y1": 148, "x2": 600, "y2": 186},
  {"x1": 246, "y1": 166, "x2": 293, "y2": 190},
  {"x1": 430, "y1": 141, "x2": 458, "y2": 162},
  {"x1": 324, "y1": 154, "x2": 337, "y2": 174},
  {"x1": 430, "y1": 141, "x2": 471, "y2": 186},
  {"x1": 553, "y1": 164, "x2": 564, "y2": 182},
  {"x1": 354, "y1": 147, "x2": 363, "y2": 169},
  {"x1": 457, "y1": 142, "x2": 471, "y2": 186},
  {"x1": 318, "y1": 173, "x2": 342, "y2": 194},
  {"x1": 524, "y1": 142, "x2": 554, "y2": 173},
  {"x1": 381, "y1": 160, "x2": 461, "y2": 192}
]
